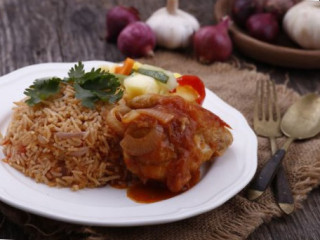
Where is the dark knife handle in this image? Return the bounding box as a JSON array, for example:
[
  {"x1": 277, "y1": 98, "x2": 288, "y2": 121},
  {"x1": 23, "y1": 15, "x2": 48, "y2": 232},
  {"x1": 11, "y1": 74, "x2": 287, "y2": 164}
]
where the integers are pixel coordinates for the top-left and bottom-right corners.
[
  {"x1": 247, "y1": 149, "x2": 286, "y2": 200},
  {"x1": 274, "y1": 165, "x2": 294, "y2": 214}
]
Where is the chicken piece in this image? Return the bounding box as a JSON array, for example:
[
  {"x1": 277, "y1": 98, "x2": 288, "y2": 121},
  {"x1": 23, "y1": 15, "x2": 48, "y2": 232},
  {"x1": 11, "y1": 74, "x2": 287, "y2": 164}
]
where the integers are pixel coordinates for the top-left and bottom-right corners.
[{"x1": 120, "y1": 94, "x2": 233, "y2": 192}]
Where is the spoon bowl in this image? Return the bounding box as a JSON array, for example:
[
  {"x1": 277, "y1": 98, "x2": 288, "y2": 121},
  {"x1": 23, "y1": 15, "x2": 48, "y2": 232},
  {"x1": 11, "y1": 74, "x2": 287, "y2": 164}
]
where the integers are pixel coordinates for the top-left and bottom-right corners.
[
  {"x1": 281, "y1": 94, "x2": 320, "y2": 140},
  {"x1": 248, "y1": 93, "x2": 320, "y2": 202}
]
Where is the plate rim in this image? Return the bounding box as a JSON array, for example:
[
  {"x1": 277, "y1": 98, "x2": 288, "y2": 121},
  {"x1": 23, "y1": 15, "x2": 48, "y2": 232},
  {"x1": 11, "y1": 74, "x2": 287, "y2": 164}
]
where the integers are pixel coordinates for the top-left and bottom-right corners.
[{"x1": 0, "y1": 61, "x2": 257, "y2": 226}]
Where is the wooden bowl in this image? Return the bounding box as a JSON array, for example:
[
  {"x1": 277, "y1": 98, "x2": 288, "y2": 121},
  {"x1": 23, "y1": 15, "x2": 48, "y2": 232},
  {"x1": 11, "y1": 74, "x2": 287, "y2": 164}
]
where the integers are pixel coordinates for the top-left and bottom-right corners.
[{"x1": 214, "y1": 0, "x2": 320, "y2": 69}]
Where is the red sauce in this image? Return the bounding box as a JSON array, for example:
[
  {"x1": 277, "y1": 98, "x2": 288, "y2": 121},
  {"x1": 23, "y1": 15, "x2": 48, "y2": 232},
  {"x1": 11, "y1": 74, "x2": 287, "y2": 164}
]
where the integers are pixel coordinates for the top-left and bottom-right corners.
[
  {"x1": 127, "y1": 171, "x2": 200, "y2": 204},
  {"x1": 127, "y1": 181, "x2": 178, "y2": 203}
]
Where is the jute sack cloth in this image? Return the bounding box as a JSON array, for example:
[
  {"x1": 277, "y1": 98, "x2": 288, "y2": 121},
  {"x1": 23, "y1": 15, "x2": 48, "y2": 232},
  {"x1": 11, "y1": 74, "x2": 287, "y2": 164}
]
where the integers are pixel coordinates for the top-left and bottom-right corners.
[{"x1": 1, "y1": 51, "x2": 320, "y2": 240}]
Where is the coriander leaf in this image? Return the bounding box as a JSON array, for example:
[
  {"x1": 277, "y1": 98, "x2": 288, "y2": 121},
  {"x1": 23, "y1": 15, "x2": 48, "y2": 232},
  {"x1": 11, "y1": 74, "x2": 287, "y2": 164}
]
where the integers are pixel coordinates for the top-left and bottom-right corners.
[
  {"x1": 80, "y1": 69, "x2": 120, "y2": 90},
  {"x1": 74, "y1": 83, "x2": 123, "y2": 108},
  {"x1": 93, "y1": 89, "x2": 124, "y2": 103},
  {"x1": 108, "y1": 90, "x2": 124, "y2": 103},
  {"x1": 23, "y1": 62, "x2": 124, "y2": 108},
  {"x1": 24, "y1": 77, "x2": 61, "y2": 106},
  {"x1": 74, "y1": 66, "x2": 124, "y2": 107},
  {"x1": 68, "y1": 61, "x2": 85, "y2": 82},
  {"x1": 74, "y1": 83, "x2": 98, "y2": 109}
]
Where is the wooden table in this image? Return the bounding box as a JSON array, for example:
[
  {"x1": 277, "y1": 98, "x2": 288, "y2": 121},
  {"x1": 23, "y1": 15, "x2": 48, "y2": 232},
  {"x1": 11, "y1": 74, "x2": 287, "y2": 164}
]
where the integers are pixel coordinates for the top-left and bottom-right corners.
[{"x1": 0, "y1": 0, "x2": 319, "y2": 239}]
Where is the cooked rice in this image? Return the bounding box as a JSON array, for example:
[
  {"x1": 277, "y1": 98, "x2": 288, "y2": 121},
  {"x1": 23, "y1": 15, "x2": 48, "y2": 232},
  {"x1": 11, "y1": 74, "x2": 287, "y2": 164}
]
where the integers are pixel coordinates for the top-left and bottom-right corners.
[{"x1": 1, "y1": 84, "x2": 128, "y2": 190}]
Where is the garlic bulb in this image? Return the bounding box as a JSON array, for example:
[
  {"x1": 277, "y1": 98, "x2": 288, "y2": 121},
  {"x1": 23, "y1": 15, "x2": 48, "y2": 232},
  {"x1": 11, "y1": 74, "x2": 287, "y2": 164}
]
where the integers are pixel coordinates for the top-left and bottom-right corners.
[
  {"x1": 283, "y1": 1, "x2": 320, "y2": 49},
  {"x1": 146, "y1": 0, "x2": 200, "y2": 49}
]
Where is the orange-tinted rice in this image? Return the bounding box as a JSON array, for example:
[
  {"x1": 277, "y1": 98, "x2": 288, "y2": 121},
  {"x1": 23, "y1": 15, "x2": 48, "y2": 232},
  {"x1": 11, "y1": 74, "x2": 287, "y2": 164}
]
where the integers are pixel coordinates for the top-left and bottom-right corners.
[{"x1": 1, "y1": 84, "x2": 127, "y2": 190}]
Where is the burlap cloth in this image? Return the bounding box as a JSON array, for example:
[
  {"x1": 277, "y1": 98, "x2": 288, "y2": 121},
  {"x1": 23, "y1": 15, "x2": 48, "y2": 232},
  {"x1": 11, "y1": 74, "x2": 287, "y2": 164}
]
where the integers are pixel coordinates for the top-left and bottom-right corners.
[{"x1": 1, "y1": 51, "x2": 320, "y2": 240}]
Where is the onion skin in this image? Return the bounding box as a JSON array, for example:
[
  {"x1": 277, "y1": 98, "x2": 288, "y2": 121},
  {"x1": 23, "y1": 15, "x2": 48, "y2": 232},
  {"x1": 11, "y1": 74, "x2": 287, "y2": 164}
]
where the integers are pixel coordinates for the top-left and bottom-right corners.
[
  {"x1": 264, "y1": 0, "x2": 297, "y2": 20},
  {"x1": 106, "y1": 6, "x2": 140, "y2": 42},
  {"x1": 255, "y1": 0, "x2": 266, "y2": 14},
  {"x1": 193, "y1": 18, "x2": 232, "y2": 64},
  {"x1": 246, "y1": 13, "x2": 279, "y2": 43},
  {"x1": 117, "y1": 21, "x2": 156, "y2": 58},
  {"x1": 55, "y1": 132, "x2": 86, "y2": 139},
  {"x1": 67, "y1": 147, "x2": 89, "y2": 157},
  {"x1": 232, "y1": 0, "x2": 258, "y2": 27}
]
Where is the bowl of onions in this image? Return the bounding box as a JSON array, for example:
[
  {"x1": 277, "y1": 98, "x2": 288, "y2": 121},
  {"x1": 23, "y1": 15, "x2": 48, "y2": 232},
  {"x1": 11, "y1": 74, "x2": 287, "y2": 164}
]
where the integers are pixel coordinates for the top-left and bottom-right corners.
[{"x1": 214, "y1": 0, "x2": 320, "y2": 69}]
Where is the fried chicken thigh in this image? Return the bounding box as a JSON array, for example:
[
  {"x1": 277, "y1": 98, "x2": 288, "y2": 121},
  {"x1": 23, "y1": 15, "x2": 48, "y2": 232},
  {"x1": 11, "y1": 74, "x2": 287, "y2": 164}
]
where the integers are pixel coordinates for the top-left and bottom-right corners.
[{"x1": 119, "y1": 94, "x2": 233, "y2": 192}]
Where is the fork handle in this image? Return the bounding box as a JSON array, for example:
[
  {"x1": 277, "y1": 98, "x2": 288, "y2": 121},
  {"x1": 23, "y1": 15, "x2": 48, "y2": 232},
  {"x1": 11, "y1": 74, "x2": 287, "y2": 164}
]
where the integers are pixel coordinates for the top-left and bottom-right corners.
[{"x1": 247, "y1": 149, "x2": 286, "y2": 200}]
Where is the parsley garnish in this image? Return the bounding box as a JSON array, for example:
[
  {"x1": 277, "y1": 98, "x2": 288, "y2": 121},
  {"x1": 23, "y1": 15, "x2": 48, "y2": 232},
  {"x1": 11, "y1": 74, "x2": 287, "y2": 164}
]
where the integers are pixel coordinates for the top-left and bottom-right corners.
[
  {"x1": 68, "y1": 61, "x2": 85, "y2": 82},
  {"x1": 24, "y1": 62, "x2": 123, "y2": 108},
  {"x1": 24, "y1": 78, "x2": 61, "y2": 106}
]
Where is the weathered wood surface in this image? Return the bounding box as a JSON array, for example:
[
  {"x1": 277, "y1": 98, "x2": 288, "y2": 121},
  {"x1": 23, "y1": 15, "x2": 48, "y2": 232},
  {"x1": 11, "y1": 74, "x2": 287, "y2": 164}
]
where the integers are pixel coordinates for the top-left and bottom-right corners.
[{"x1": 0, "y1": 0, "x2": 319, "y2": 239}]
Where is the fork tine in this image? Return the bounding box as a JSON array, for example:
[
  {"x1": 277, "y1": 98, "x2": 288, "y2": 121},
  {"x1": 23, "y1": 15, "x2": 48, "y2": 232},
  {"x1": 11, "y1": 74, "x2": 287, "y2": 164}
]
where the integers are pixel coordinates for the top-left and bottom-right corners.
[
  {"x1": 261, "y1": 80, "x2": 266, "y2": 121},
  {"x1": 271, "y1": 80, "x2": 281, "y2": 121},
  {"x1": 267, "y1": 80, "x2": 273, "y2": 121},
  {"x1": 254, "y1": 80, "x2": 262, "y2": 122}
]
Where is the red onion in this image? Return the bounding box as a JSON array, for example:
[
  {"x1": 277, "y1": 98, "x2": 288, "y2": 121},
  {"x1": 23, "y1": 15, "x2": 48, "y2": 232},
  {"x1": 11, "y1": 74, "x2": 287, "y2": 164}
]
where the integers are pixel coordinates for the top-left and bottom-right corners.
[
  {"x1": 246, "y1": 13, "x2": 279, "y2": 43},
  {"x1": 232, "y1": 0, "x2": 258, "y2": 27},
  {"x1": 193, "y1": 17, "x2": 232, "y2": 64},
  {"x1": 255, "y1": 0, "x2": 266, "y2": 14},
  {"x1": 264, "y1": 0, "x2": 296, "y2": 20},
  {"x1": 106, "y1": 6, "x2": 140, "y2": 42},
  {"x1": 117, "y1": 21, "x2": 156, "y2": 58},
  {"x1": 55, "y1": 132, "x2": 86, "y2": 139},
  {"x1": 67, "y1": 147, "x2": 89, "y2": 157}
]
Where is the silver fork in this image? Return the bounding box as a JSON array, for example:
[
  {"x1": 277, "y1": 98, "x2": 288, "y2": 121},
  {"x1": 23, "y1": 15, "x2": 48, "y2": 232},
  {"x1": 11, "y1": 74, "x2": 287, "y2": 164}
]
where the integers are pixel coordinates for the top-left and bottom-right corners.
[{"x1": 247, "y1": 79, "x2": 294, "y2": 214}]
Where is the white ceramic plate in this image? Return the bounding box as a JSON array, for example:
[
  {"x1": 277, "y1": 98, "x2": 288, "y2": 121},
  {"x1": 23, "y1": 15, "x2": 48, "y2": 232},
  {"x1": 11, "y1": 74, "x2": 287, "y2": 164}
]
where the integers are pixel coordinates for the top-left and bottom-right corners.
[{"x1": 0, "y1": 61, "x2": 257, "y2": 226}]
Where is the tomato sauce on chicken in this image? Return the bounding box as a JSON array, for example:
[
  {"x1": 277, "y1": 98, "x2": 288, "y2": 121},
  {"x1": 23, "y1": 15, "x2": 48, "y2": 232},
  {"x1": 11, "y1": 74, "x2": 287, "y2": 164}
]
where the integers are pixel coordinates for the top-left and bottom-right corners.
[{"x1": 119, "y1": 94, "x2": 233, "y2": 194}]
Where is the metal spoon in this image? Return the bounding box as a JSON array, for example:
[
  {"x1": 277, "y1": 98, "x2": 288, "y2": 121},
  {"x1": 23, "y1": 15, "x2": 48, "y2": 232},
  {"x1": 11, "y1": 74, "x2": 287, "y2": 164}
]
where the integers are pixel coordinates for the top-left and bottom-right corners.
[{"x1": 249, "y1": 93, "x2": 320, "y2": 210}]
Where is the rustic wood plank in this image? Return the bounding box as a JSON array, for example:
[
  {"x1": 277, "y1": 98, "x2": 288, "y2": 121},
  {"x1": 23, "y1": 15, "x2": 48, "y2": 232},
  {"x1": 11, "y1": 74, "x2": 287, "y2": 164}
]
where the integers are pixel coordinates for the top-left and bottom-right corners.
[
  {"x1": 0, "y1": 217, "x2": 26, "y2": 240},
  {"x1": 249, "y1": 188, "x2": 320, "y2": 240},
  {"x1": 0, "y1": 0, "x2": 63, "y2": 75},
  {"x1": 0, "y1": 0, "x2": 319, "y2": 240}
]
